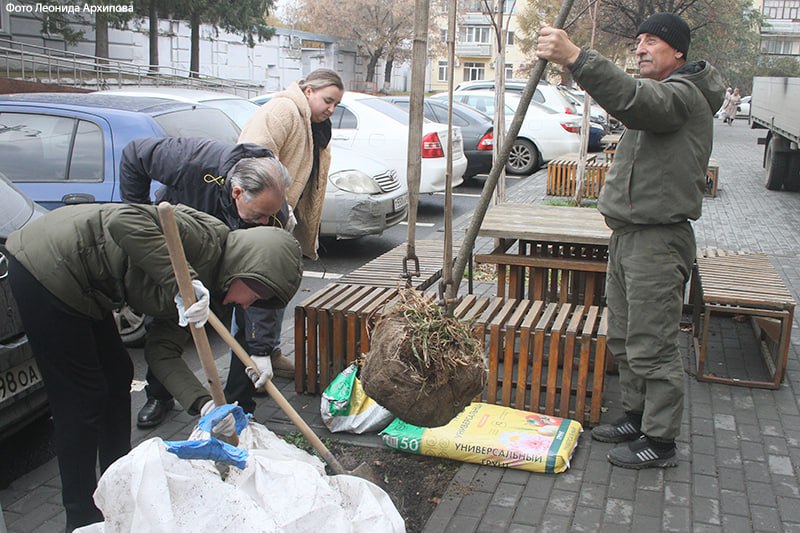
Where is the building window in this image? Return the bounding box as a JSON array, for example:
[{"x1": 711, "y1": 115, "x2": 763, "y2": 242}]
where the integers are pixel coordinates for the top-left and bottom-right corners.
[
  {"x1": 763, "y1": 0, "x2": 800, "y2": 19},
  {"x1": 440, "y1": 29, "x2": 447, "y2": 42},
  {"x1": 505, "y1": 63, "x2": 514, "y2": 79},
  {"x1": 764, "y1": 39, "x2": 794, "y2": 55},
  {"x1": 506, "y1": 31, "x2": 515, "y2": 46},
  {"x1": 438, "y1": 61, "x2": 449, "y2": 81},
  {"x1": 463, "y1": 62, "x2": 486, "y2": 81},
  {"x1": 463, "y1": 0, "x2": 482, "y2": 12},
  {"x1": 464, "y1": 26, "x2": 491, "y2": 44}
]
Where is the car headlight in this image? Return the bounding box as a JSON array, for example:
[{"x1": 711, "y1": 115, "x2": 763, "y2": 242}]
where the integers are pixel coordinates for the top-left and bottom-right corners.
[{"x1": 329, "y1": 170, "x2": 382, "y2": 194}]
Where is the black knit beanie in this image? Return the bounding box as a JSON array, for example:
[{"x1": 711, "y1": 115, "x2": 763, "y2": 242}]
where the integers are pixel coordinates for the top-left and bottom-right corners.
[{"x1": 637, "y1": 13, "x2": 691, "y2": 59}]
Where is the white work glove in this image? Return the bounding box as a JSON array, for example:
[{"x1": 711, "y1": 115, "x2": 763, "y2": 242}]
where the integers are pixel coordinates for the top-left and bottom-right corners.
[
  {"x1": 245, "y1": 355, "x2": 273, "y2": 390},
  {"x1": 201, "y1": 400, "x2": 237, "y2": 437},
  {"x1": 175, "y1": 279, "x2": 210, "y2": 328},
  {"x1": 286, "y1": 204, "x2": 297, "y2": 233}
]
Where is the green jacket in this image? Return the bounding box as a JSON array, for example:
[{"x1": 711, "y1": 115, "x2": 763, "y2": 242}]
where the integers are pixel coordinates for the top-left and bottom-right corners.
[
  {"x1": 7, "y1": 203, "x2": 303, "y2": 411},
  {"x1": 570, "y1": 50, "x2": 725, "y2": 228}
]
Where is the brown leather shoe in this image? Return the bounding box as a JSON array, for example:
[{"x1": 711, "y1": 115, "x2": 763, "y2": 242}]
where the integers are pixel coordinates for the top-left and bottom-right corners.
[{"x1": 270, "y1": 349, "x2": 295, "y2": 379}]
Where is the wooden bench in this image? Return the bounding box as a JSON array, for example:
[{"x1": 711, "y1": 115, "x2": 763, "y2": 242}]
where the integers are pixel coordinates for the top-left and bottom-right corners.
[
  {"x1": 546, "y1": 156, "x2": 611, "y2": 198},
  {"x1": 338, "y1": 239, "x2": 454, "y2": 290},
  {"x1": 475, "y1": 240, "x2": 608, "y2": 307},
  {"x1": 691, "y1": 253, "x2": 795, "y2": 389},
  {"x1": 295, "y1": 240, "x2": 454, "y2": 393},
  {"x1": 457, "y1": 296, "x2": 609, "y2": 426},
  {"x1": 296, "y1": 288, "x2": 609, "y2": 426},
  {"x1": 705, "y1": 158, "x2": 719, "y2": 197}
]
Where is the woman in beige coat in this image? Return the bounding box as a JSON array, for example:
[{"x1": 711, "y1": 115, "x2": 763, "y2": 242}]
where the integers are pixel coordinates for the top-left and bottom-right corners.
[
  {"x1": 234, "y1": 69, "x2": 344, "y2": 384},
  {"x1": 239, "y1": 68, "x2": 344, "y2": 259}
]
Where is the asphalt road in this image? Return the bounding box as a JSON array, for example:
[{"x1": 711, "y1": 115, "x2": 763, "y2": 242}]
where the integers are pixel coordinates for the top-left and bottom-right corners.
[{"x1": 0, "y1": 171, "x2": 529, "y2": 490}]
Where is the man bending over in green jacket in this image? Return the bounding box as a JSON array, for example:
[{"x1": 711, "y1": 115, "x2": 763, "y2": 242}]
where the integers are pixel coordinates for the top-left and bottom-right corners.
[{"x1": 6, "y1": 203, "x2": 302, "y2": 531}]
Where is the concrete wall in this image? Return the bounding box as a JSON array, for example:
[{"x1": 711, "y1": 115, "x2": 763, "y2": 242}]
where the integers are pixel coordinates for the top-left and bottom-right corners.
[{"x1": 0, "y1": 4, "x2": 411, "y2": 93}]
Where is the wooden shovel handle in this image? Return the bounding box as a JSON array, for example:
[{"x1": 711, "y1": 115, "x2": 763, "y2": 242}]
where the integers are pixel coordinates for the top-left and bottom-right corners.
[
  {"x1": 206, "y1": 311, "x2": 348, "y2": 475},
  {"x1": 156, "y1": 203, "x2": 238, "y2": 445}
]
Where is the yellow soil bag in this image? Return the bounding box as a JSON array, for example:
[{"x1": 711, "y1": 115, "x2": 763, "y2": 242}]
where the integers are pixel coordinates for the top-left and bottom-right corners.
[{"x1": 380, "y1": 403, "x2": 582, "y2": 474}]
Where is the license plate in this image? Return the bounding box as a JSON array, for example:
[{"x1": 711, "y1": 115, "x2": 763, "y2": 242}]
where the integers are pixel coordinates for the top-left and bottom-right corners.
[
  {"x1": 394, "y1": 194, "x2": 408, "y2": 212},
  {"x1": 0, "y1": 360, "x2": 42, "y2": 405}
]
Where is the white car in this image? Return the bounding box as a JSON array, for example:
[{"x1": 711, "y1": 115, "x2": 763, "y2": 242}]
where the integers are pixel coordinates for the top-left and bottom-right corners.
[
  {"x1": 254, "y1": 91, "x2": 468, "y2": 193},
  {"x1": 326, "y1": 92, "x2": 467, "y2": 193},
  {"x1": 95, "y1": 88, "x2": 408, "y2": 239},
  {"x1": 95, "y1": 87, "x2": 258, "y2": 129},
  {"x1": 737, "y1": 95, "x2": 751, "y2": 118},
  {"x1": 434, "y1": 90, "x2": 581, "y2": 174},
  {"x1": 322, "y1": 145, "x2": 408, "y2": 239},
  {"x1": 453, "y1": 79, "x2": 578, "y2": 115}
]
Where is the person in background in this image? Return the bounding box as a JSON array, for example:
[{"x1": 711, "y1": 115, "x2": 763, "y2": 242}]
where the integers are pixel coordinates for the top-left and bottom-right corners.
[
  {"x1": 236, "y1": 68, "x2": 344, "y2": 400},
  {"x1": 718, "y1": 87, "x2": 732, "y2": 121},
  {"x1": 537, "y1": 12, "x2": 724, "y2": 469},
  {"x1": 6, "y1": 203, "x2": 303, "y2": 531},
  {"x1": 722, "y1": 87, "x2": 741, "y2": 125},
  {"x1": 120, "y1": 136, "x2": 293, "y2": 426}
]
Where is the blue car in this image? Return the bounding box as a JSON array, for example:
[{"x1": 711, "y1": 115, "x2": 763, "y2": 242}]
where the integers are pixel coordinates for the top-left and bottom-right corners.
[
  {"x1": 0, "y1": 93, "x2": 240, "y2": 209},
  {"x1": 0, "y1": 93, "x2": 241, "y2": 346}
]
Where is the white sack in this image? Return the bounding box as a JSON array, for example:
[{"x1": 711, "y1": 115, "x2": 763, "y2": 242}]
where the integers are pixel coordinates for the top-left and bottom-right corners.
[{"x1": 78, "y1": 422, "x2": 404, "y2": 533}]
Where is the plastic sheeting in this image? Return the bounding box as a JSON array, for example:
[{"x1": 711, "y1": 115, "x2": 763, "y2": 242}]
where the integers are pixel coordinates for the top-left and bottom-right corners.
[{"x1": 75, "y1": 423, "x2": 405, "y2": 533}]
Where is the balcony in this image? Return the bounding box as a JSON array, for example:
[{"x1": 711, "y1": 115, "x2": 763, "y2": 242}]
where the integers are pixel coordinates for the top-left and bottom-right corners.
[{"x1": 455, "y1": 42, "x2": 493, "y2": 58}]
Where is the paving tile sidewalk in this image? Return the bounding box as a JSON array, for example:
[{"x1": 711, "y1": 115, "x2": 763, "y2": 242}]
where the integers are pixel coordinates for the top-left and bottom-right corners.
[{"x1": 5, "y1": 120, "x2": 800, "y2": 532}]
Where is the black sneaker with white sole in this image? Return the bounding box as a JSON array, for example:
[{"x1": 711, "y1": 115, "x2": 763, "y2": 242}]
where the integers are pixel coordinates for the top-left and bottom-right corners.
[
  {"x1": 608, "y1": 435, "x2": 678, "y2": 469},
  {"x1": 590, "y1": 414, "x2": 643, "y2": 443}
]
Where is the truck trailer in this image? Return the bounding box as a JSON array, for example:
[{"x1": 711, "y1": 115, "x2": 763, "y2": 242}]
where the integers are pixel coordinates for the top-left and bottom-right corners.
[{"x1": 750, "y1": 76, "x2": 800, "y2": 191}]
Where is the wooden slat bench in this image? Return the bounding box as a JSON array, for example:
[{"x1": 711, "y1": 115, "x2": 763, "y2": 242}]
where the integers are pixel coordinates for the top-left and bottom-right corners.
[
  {"x1": 691, "y1": 253, "x2": 795, "y2": 389},
  {"x1": 457, "y1": 295, "x2": 609, "y2": 426},
  {"x1": 546, "y1": 155, "x2": 611, "y2": 198},
  {"x1": 296, "y1": 240, "x2": 454, "y2": 393},
  {"x1": 296, "y1": 288, "x2": 609, "y2": 426},
  {"x1": 475, "y1": 240, "x2": 608, "y2": 307},
  {"x1": 705, "y1": 158, "x2": 719, "y2": 197},
  {"x1": 338, "y1": 239, "x2": 455, "y2": 290}
]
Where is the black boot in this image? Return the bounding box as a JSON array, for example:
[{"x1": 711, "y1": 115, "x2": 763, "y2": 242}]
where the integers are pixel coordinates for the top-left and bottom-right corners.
[{"x1": 136, "y1": 398, "x2": 175, "y2": 428}]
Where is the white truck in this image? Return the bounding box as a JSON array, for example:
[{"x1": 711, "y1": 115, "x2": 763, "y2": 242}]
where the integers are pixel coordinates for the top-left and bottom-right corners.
[{"x1": 750, "y1": 76, "x2": 800, "y2": 190}]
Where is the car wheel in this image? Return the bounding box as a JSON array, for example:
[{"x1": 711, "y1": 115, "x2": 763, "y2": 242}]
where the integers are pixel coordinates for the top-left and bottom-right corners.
[
  {"x1": 506, "y1": 139, "x2": 540, "y2": 175},
  {"x1": 114, "y1": 305, "x2": 147, "y2": 347}
]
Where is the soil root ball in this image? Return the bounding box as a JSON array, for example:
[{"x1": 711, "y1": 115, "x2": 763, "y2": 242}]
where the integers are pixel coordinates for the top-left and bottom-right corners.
[{"x1": 362, "y1": 290, "x2": 487, "y2": 428}]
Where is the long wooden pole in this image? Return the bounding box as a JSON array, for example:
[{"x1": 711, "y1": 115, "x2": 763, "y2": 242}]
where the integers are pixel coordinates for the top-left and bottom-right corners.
[
  {"x1": 446, "y1": 0, "x2": 576, "y2": 303},
  {"x1": 403, "y1": 0, "x2": 431, "y2": 285},
  {"x1": 156, "y1": 202, "x2": 237, "y2": 446}
]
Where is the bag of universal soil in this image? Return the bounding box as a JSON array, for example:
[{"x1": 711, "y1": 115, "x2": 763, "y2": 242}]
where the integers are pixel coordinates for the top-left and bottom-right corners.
[
  {"x1": 320, "y1": 362, "x2": 394, "y2": 434},
  {"x1": 380, "y1": 402, "x2": 583, "y2": 474},
  {"x1": 361, "y1": 290, "x2": 487, "y2": 428}
]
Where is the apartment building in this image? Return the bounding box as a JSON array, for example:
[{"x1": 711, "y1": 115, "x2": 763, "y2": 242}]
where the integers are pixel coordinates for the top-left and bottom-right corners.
[
  {"x1": 756, "y1": 0, "x2": 800, "y2": 59},
  {"x1": 428, "y1": 0, "x2": 528, "y2": 92}
]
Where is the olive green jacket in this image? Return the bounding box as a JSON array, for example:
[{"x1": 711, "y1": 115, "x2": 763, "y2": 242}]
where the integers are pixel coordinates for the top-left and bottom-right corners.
[
  {"x1": 7, "y1": 203, "x2": 303, "y2": 411},
  {"x1": 569, "y1": 50, "x2": 725, "y2": 228}
]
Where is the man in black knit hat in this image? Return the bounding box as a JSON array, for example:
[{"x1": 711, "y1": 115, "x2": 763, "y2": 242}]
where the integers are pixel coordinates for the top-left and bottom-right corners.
[{"x1": 537, "y1": 13, "x2": 724, "y2": 469}]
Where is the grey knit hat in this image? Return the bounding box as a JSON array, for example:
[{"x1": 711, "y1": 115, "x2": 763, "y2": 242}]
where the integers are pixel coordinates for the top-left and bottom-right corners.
[{"x1": 637, "y1": 13, "x2": 691, "y2": 59}]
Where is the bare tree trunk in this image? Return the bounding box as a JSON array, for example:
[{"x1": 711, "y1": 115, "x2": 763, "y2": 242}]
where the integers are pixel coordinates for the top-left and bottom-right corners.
[
  {"x1": 95, "y1": 13, "x2": 109, "y2": 65},
  {"x1": 148, "y1": 0, "x2": 159, "y2": 72},
  {"x1": 190, "y1": 11, "x2": 200, "y2": 78},
  {"x1": 366, "y1": 50, "x2": 382, "y2": 83},
  {"x1": 382, "y1": 55, "x2": 394, "y2": 93}
]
